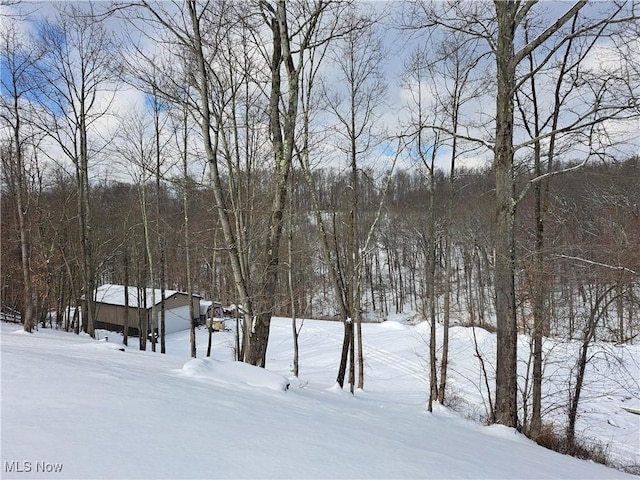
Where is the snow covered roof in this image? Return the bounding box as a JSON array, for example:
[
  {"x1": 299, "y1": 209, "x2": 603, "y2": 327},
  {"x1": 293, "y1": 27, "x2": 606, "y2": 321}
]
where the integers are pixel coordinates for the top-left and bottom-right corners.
[{"x1": 94, "y1": 284, "x2": 199, "y2": 309}]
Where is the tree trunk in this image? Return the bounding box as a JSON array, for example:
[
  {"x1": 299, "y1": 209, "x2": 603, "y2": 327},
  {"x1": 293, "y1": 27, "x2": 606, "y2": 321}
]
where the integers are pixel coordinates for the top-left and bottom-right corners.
[
  {"x1": 180, "y1": 103, "x2": 196, "y2": 359},
  {"x1": 79, "y1": 129, "x2": 95, "y2": 338},
  {"x1": 493, "y1": 1, "x2": 519, "y2": 428},
  {"x1": 288, "y1": 172, "x2": 300, "y2": 377},
  {"x1": 140, "y1": 179, "x2": 156, "y2": 353},
  {"x1": 438, "y1": 131, "x2": 457, "y2": 404},
  {"x1": 123, "y1": 250, "x2": 130, "y2": 347},
  {"x1": 207, "y1": 244, "x2": 218, "y2": 358},
  {"x1": 154, "y1": 85, "x2": 167, "y2": 355},
  {"x1": 13, "y1": 116, "x2": 35, "y2": 333},
  {"x1": 427, "y1": 176, "x2": 438, "y2": 411},
  {"x1": 138, "y1": 282, "x2": 147, "y2": 351}
]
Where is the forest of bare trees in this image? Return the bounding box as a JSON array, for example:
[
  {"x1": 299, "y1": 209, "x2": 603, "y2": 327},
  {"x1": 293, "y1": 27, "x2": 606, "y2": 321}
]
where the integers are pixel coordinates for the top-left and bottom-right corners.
[{"x1": 2, "y1": 0, "x2": 639, "y2": 454}]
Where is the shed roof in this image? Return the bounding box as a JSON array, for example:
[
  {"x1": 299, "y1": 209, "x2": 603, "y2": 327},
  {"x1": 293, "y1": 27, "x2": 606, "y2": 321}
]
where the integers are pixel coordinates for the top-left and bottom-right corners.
[{"x1": 94, "y1": 284, "x2": 200, "y2": 309}]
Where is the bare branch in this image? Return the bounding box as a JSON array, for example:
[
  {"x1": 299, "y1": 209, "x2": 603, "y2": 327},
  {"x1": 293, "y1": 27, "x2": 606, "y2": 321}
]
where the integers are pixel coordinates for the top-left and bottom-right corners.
[
  {"x1": 514, "y1": 158, "x2": 587, "y2": 206},
  {"x1": 555, "y1": 254, "x2": 638, "y2": 276}
]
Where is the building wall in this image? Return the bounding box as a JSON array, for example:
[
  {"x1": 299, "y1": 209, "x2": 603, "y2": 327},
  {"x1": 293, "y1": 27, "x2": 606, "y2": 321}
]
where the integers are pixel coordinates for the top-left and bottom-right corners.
[
  {"x1": 94, "y1": 293, "x2": 200, "y2": 336},
  {"x1": 163, "y1": 305, "x2": 191, "y2": 334},
  {"x1": 94, "y1": 303, "x2": 143, "y2": 336},
  {"x1": 156, "y1": 293, "x2": 200, "y2": 333}
]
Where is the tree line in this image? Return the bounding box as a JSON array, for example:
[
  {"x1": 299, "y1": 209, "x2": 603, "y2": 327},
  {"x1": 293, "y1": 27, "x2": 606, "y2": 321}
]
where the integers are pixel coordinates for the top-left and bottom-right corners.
[
  {"x1": 4, "y1": 157, "x2": 637, "y2": 328},
  {"x1": 2, "y1": 0, "x2": 639, "y2": 447}
]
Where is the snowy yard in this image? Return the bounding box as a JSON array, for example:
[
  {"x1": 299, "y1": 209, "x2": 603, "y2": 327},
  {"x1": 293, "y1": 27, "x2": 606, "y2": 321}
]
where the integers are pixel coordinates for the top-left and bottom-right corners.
[{"x1": 1, "y1": 317, "x2": 638, "y2": 479}]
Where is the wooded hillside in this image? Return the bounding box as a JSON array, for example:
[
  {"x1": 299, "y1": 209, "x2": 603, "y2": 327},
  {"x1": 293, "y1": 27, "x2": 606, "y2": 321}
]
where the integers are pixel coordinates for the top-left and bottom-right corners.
[{"x1": 3, "y1": 158, "x2": 638, "y2": 339}]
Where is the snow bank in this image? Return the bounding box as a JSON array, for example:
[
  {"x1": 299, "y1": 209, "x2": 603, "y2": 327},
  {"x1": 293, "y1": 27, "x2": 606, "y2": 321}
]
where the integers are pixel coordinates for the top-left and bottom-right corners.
[{"x1": 180, "y1": 358, "x2": 290, "y2": 391}]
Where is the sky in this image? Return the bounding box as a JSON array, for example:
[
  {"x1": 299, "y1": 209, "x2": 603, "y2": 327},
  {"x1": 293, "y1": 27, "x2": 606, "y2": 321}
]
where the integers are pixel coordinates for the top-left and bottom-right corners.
[
  {"x1": 1, "y1": 1, "x2": 638, "y2": 185},
  {"x1": 2, "y1": 315, "x2": 639, "y2": 479}
]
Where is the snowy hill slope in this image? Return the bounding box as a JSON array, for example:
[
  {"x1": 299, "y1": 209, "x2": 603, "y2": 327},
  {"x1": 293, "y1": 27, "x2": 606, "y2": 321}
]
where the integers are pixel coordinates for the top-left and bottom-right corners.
[{"x1": 1, "y1": 318, "x2": 637, "y2": 479}]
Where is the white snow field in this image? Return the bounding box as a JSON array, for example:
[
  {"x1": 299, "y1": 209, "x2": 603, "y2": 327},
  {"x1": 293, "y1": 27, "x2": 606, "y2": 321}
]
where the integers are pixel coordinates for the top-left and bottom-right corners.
[{"x1": 1, "y1": 317, "x2": 638, "y2": 479}]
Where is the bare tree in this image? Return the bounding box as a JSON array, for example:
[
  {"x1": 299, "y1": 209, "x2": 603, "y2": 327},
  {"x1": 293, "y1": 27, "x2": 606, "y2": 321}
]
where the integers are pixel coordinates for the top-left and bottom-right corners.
[
  {"x1": 175, "y1": 93, "x2": 197, "y2": 358},
  {"x1": 33, "y1": 3, "x2": 119, "y2": 337},
  {"x1": 401, "y1": 46, "x2": 442, "y2": 409},
  {"x1": 402, "y1": 0, "x2": 638, "y2": 428},
  {"x1": 150, "y1": 83, "x2": 170, "y2": 354},
  {"x1": 515, "y1": 9, "x2": 584, "y2": 438},
  {"x1": 514, "y1": 4, "x2": 640, "y2": 436},
  {"x1": 245, "y1": 0, "x2": 342, "y2": 366},
  {"x1": 321, "y1": 5, "x2": 388, "y2": 391},
  {"x1": 0, "y1": 22, "x2": 42, "y2": 332},
  {"x1": 492, "y1": 0, "x2": 640, "y2": 428},
  {"x1": 184, "y1": 0, "x2": 337, "y2": 366},
  {"x1": 428, "y1": 31, "x2": 488, "y2": 405}
]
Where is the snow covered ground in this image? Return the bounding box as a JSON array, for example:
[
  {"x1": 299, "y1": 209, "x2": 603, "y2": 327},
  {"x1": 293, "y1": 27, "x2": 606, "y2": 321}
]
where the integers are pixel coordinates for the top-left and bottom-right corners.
[{"x1": 1, "y1": 317, "x2": 638, "y2": 479}]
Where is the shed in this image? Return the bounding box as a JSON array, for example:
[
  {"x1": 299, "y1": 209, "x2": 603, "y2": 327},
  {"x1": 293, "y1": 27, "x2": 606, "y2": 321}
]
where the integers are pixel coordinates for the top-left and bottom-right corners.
[
  {"x1": 93, "y1": 284, "x2": 201, "y2": 336},
  {"x1": 199, "y1": 300, "x2": 224, "y2": 323}
]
